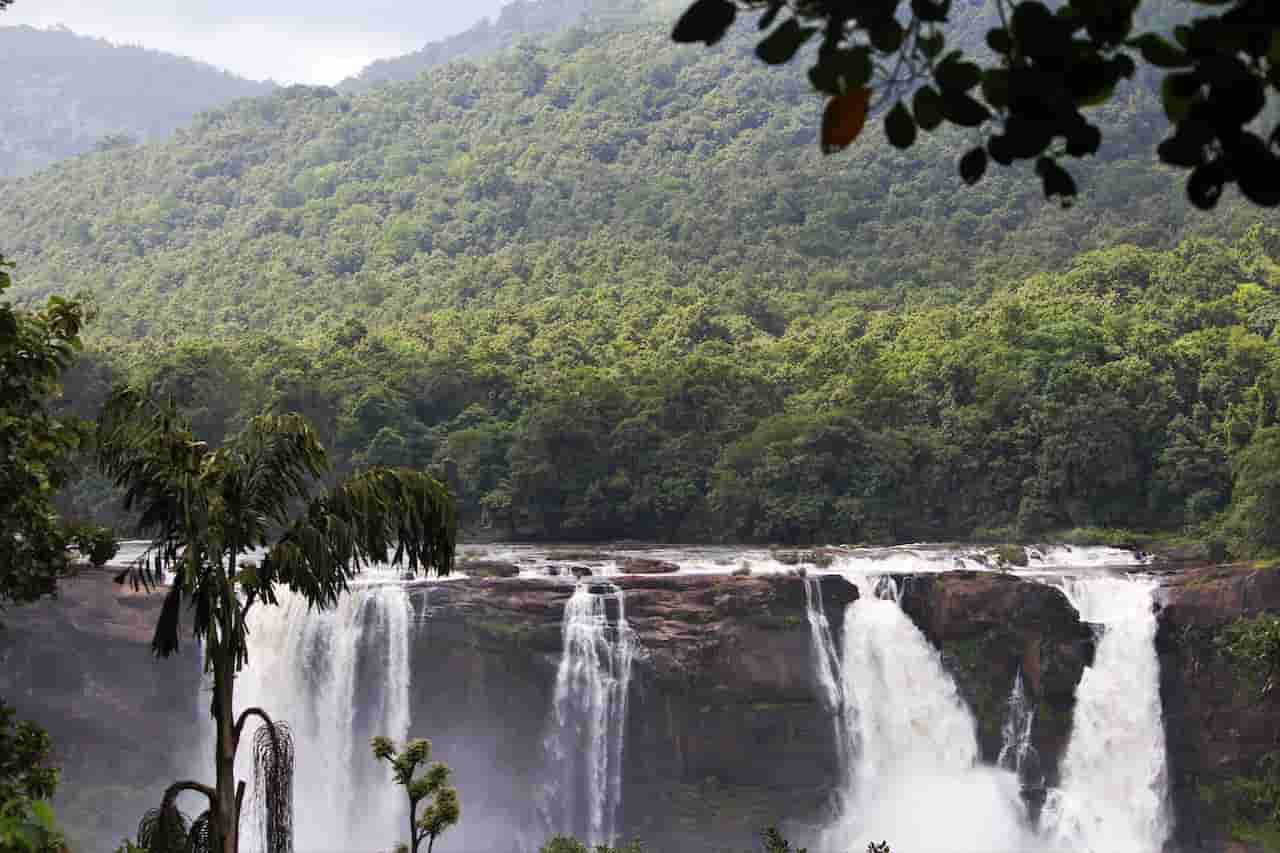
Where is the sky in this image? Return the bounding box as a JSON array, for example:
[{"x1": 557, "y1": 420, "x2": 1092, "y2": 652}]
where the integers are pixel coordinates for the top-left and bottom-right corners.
[{"x1": 2, "y1": 0, "x2": 514, "y2": 84}]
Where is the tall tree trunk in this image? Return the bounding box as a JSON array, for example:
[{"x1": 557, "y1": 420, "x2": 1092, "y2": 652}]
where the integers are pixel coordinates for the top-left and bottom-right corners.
[{"x1": 214, "y1": 652, "x2": 241, "y2": 853}]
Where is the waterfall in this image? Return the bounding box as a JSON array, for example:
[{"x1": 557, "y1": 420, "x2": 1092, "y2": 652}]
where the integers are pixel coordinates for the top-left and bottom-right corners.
[
  {"x1": 997, "y1": 670, "x2": 1039, "y2": 782},
  {"x1": 234, "y1": 582, "x2": 413, "y2": 853},
  {"x1": 821, "y1": 576, "x2": 1031, "y2": 853},
  {"x1": 539, "y1": 582, "x2": 637, "y2": 847},
  {"x1": 1040, "y1": 577, "x2": 1169, "y2": 853},
  {"x1": 803, "y1": 576, "x2": 844, "y2": 715}
]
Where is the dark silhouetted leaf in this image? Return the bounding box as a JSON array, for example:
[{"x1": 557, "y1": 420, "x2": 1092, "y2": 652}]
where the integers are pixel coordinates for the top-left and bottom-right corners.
[
  {"x1": 885, "y1": 101, "x2": 917, "y2": 149},
  {"x1": 672, "y1": 0, "x2": 737, "y2": 46},
  {"x1": 959, "y1": 147, "x2": 988, "y2": 185},
  {"x1": 913, "y1": 86, "x2": 944, "y2": 131},
  {"x1": 757, "y1": 18, "x2": 816, "y2": 65}
]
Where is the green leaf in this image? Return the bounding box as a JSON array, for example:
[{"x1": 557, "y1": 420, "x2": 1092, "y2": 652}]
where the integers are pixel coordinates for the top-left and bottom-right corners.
[{"x1": 885, "y1": 101, "x2": 917, "y2": 149}]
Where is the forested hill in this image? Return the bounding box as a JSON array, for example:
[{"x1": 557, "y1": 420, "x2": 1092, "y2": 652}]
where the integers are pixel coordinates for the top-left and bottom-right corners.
[
  {"x1": 0, "y1": 9, "x2": 1267, "y2": 337},
  {"x1": 0, "y1": 26, "x2": 276, "y2": 178},
  {"x1": 6, "y1": 2, "x2": 1280, "y2": 548},
  {"x1": 341, "y1": 0, "x2": 655, "y2": 92}
]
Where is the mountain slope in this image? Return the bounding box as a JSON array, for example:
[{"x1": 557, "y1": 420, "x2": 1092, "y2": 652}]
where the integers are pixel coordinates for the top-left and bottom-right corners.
[
  {"x1": 340, "y1": 0, "x2": 656, "y2": 92},
  {"x1": 0, "y1": 25, "x2": 275, "y2": 177},
  {"x1": 0, "y1": 13, "x2": 1268, "y2": 338}
]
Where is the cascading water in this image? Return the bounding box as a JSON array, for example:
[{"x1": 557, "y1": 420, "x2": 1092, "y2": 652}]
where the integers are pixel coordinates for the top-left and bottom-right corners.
[
  {"x1": 997, "y1": 670, "x2": 1039, "y2": 782},
  {"x1": 803, "y1": 577, "x2": 844, "y2": 717},
  {"x1": 539, "y1": 582, "x2": 637, "y2": 847},
  {"x1": 822, "y1": 575, "x2": 1032, "y2": 853},
  {"x1": 1040, "y1": 577, "x2": 1170, "y2": 853},
  {"x1": 232, "y1": 582, "x2": 413, "y2": 853}
]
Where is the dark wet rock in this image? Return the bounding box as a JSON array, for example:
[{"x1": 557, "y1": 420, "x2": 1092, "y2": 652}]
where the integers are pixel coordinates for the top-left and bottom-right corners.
[
  {"x1": 458, "y1": 559, "x2": 520, "y2": 578},
  {"x1": 895, "y1": 571, "x2": 1094, "y2": 798},
  {"x1": 619, "y1": 557, "x2": 679, "y2": 574}
]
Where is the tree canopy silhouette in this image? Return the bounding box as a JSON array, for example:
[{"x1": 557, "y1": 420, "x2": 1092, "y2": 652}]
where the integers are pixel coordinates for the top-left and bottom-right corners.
[{"x1": 673, "y1": 0, "x2": 1280, "y2": 209}]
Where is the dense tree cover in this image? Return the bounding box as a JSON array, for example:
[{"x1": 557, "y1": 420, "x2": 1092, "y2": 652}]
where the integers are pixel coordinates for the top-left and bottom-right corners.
[
  {"x1": 0, "y1": 703, "x2": 63, "y2": 852},
  {"x1": 0, "y1": 254, "x2": 115, "y2": 609},
  {"x1": 0, "y1": 9, "x2": 1270, "y2": 339},
  {"x1": 342, "y1": 0, "x2": 653, "y2": 92},
  {"x1": 96, "y1": 390, "x2": 456, "y2": 853},
  {"x1": 0, "y1": 26, "x2": 274, "y2": 178},
  {"x1": 673, "y1": 0, "x2": 1280, "y2": 208},
  {"x1": 43, "y1": 228, "x2": 1280, "y2": 552}
]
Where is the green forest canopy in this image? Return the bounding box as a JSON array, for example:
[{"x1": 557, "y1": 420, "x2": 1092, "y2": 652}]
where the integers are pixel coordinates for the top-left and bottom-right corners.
[
  {"x1": 673, "y1": 0, "x2": 1280, "y2": 208},
  {"x1": 0, "y1": 0, "x2": 1275, "y2": 547}
]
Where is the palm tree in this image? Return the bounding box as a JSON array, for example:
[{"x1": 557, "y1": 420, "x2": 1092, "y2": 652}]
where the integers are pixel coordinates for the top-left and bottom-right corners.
[{"x1": 96, "y1": 387, "x2": 457, "y2": 853}]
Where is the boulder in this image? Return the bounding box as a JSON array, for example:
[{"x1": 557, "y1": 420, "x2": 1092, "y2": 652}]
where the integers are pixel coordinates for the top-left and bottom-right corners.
[
  {"x1": 895, "y1": 571, "x2": 1094, "y2": 797},
  {"x1": 619, "y1": 557, "x2": 680, "y2": 574},
  {"x1": 458, "y1": 559, "x2": 520, "y2": 578}
]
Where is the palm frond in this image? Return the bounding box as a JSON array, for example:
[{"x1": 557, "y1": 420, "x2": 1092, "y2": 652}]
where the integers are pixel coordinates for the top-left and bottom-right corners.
[
  {"x1": 187, "y1": 811, "x2": 215, "y2": 853},
  {"x1": 263, "y1": 467, "x2": 456, "y2": 607},
  {"x1": 252, "y1": 718, "x2": 295, "y2": 853},
  {"x1": 137, "y1": 802, "x2": 190, "y2": 853},
  {"x1": 96, "y1": 386, "x2": 207, "y2": 586},
  {"x1": 152, "y1": 580, "x2": 183, "y2": 657}
]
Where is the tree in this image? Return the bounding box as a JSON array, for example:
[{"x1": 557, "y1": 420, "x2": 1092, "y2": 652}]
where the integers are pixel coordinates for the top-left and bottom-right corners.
[
  {"x1": 1224, "y1": 425, "x2": 1280, "y2": 554},
  {"x1": 370, "y1": 736, "x2": 460, "y2": 853},
  {"x1": 0, "y1": 254, "x2": 111, "y2": 609},
  {"x1": 672, "y1": 0, "x2": 1280, "y2": 209},
  {"x1": 0, "y1": 703, "x2": 63, "y2": 853},
  {"x1": 97, "y1": 388, "x2": 457, "y2": 853}
]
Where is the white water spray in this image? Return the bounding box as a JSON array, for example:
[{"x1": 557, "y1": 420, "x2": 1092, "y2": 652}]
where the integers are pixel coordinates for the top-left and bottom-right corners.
[
  {"x1": 1041, "y1": 577, "x2": 1169, "y2": 853},
  {"x1": 823, "y1": 576, "x2": 1031, "y2": 853},
  {"x1": 234, "y1": 582, "x2": 413, "y2": 853},
  {"x1": 997, "y1": 670, "x2": 1039, "y2": 782},
  {"x1": 540, "y1": 583, "x2": 637, "y2": 847}
]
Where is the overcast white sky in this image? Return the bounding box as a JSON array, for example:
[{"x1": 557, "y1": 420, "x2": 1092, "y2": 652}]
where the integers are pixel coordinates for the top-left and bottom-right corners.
[{"x1": 2, "y1": 1, "x2": 513, "y2": 84}]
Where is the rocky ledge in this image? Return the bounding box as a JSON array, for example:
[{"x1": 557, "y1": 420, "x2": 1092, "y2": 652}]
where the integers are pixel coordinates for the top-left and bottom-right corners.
[
  {"x1": 1156, "y1": 565, "x2": 1280, "y2": 852},
  {"x1": 896, "y1": 572, "x2": 1094, "y2": 799}
]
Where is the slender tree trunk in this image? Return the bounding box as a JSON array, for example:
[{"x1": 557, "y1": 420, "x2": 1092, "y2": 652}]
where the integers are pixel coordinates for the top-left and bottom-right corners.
[
  {"x1": 409, "y1": 800, "x2": 420, "y2": 853},
  {"x1": 214, "y1": 651, "x2": 241, "y2": 853}
]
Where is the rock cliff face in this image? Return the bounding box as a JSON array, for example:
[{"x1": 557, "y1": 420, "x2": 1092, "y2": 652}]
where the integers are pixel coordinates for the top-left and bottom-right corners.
[
  {"x1": 1156, "y1": 566, "x2": 1280, "y2": 852},
  {"x1": 896, "y1": 572, "x2": 1095, "y2": 803},
  {"x1": 0, "y1": 567, "x2": 1147, "y2": 852},
  {"x1": 0, "y1": 570, "x2": 205, "y2": 850}
]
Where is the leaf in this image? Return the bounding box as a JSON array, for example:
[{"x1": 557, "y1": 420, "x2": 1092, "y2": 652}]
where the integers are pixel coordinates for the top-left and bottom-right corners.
[
  {"x1": 1035, "y1": 156, "x2": 1078, "y2": 204},
  {"x1": 941, "y1": 91, "x2": 991, "y2": 127},
  {"x1": 672, "y1": 0, "x2": 737, "y2": 46},
  {"x1": 959, "y1": 147, "x2": 988, "y2": 185},
  {"x1": 1129, "y1": 33, "x2": 1190, "y2": 68},
  {"x1": 912, "y1": 86, "x2": 944, "y2": 131},
  {"x1": 756, "y1": 18, "x2": 816, "y2": 65},
  {"x1": 885, "y1": 101, "x2": 917, "y2": 149},
  {"x1": 821, "y1": 87, "x2": 873, "y2": 154}
]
